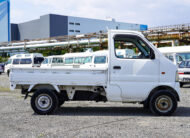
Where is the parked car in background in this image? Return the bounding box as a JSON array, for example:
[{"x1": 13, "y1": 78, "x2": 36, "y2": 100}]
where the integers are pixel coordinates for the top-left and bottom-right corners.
[
  {"x1": 158, "y1": 46, "x2": 190, "y2": 65},
  {"x1": 178, "y1": 60, "x2": 190, "y2": 87},
  {"x1": 0, "y1": 63, "x2": 5, "y2": 75},
  {"x1": 5, "y1": 53, "x2": 44, "y2": 76},
  {"x1": 41, "y1": 55, "x2": 64, "y2": 68}
]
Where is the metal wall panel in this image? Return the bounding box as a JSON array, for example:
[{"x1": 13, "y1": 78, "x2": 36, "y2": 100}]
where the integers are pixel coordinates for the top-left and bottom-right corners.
[{"x1": 0, "y1": 0, "x2": 10, "y2": 42}]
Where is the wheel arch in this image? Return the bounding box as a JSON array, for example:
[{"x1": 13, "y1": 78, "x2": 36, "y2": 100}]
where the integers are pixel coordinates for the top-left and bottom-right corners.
[
  {"x1": 144, "y1": 85, "x2": 180, "y2": 104},
  {"x1": 28, "y1": 84, "x2": 60, "y2": 93}
]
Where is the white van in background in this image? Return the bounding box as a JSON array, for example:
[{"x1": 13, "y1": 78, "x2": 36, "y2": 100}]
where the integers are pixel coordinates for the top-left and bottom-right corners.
[
  {"x1": 158, "y1": 46, "x2": 190, "y2": 65},
  {"x1": 5, "y1": 53, "x2": 44, "y2": 76},
  {"x1": 41, "y1": 55, "x2": 64, "y2": 68},
  {"x1": 63, "y1": 52, "x2": 92, "y2": 68},
  {"x1": 81, "y1": 50, "x2": 108, "y2": 69}
]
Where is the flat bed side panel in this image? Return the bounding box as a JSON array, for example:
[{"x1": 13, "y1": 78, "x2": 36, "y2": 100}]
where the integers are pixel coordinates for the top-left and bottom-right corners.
[{"x1": 10, "y1": 68, "x2": 107, "y2": 86}]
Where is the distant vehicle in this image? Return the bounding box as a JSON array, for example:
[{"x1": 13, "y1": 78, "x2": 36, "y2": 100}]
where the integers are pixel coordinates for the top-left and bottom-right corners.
[
  {"x1": 5, "y1": 53, "x2": 44, "y2": 76},
  {"x1": 41, "y1": 55, "x2": 64, "y2": 68},
  {"x1": 0, "y1": 63, "x2": 5, "y2": 75},
  {"x1": 158, "y1": 46, "x2": 190, "y2": 65},
  {"x1": 178, "y1": 60, "x2": 190, "y2": 87},
  {"x1": 81, "y1": 50, "x2": 108, "y2": 69},
  {"x1": 41, "y1": 51, "x2": 108, "y2": 69},
  {"x1": 63, "y1": 51, "x2": 92, "y2": 68},
  {"x1": 163, "y1": 53, "x2": 183, "y2": 65}
]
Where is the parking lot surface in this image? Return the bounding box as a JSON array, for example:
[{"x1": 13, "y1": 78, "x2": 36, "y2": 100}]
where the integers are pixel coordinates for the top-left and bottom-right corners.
[{"x1": 0, "y1": 74, "x2": 190, "y2": 138}]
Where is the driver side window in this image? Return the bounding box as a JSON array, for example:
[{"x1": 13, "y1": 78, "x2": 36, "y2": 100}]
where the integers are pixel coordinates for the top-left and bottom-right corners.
[{"x1": 114, "y1": 35, "x2": 152, "y2": 59}]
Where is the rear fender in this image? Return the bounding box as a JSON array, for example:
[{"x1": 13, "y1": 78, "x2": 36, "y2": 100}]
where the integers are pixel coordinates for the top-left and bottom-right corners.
[{"x1": 28, "y1": 84, "x2": 60, "y2": 93}]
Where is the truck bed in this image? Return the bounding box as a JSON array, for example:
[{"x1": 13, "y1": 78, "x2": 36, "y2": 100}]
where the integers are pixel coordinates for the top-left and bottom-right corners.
[{"x1": 10, "y1": 67, "x2": 108, "y2": 89}]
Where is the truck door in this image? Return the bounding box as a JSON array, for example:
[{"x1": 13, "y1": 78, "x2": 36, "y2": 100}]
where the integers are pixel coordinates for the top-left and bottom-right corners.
[{"x1": 107, "y1": 31, "x2": 160, "y2": 102}]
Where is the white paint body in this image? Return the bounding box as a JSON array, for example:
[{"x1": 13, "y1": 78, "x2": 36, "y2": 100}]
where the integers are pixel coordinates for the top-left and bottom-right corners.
[
  {"x1": 10, "y1": 30, "x2": 180, "y2": 103},
  {"x1": 5, "y1": 53, "x2": 44, "y2": 73},
  {"x1": 158, "y1": 46, "x2": 190, "y2": 65}
]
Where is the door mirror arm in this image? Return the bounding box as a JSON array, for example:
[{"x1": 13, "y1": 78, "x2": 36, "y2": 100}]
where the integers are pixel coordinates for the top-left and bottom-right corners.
[{"x1": 150, "y1": 50, "x2": 155, "y2": 60}]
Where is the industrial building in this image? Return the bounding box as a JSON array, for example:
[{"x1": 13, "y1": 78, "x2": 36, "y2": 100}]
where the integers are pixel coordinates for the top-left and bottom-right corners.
[
  {"x1": 10, "y1": 14, "x2": 148, "y2": 41},
  {"x1": 0, "y1": 0, "x2": 10, "y2": 42},
  {"x1": 0, "y1": 0, "x2": 148, "y2": 43}
]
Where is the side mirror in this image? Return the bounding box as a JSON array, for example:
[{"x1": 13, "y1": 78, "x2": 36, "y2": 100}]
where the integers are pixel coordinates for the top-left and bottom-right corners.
[{"x1": 150, "y1": 50, "x2": 155, "y2": 60}]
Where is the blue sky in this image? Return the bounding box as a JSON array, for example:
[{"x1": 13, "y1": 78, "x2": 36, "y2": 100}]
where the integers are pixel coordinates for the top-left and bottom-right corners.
[{"x1": 10, "y1": 0, "x2": 190, "y2": 27}]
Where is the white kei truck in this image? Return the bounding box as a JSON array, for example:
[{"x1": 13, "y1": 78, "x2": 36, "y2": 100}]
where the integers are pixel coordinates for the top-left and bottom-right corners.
[{"x1": 10, "y1": 30, "x2": 180, "y2": 116}]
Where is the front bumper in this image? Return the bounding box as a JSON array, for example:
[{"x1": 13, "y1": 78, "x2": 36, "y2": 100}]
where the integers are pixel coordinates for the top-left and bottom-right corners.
[{"x1": 179, "y1": 75, "x2": 190, "y2": 83}]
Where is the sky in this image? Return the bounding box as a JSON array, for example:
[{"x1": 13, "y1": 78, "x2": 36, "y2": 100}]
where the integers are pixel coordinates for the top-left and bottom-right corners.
[{"x1": 10, "y1": 0, "x2": 190, "y2": 27}]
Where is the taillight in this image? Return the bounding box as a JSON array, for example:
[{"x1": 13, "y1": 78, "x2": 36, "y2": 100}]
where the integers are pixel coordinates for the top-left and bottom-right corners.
[{"x1": 178, "y1": 72, "x2": 184, "y2": 75}]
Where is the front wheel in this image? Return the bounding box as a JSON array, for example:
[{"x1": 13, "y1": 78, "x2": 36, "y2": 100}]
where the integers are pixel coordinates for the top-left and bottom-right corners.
[
  {"x1": 31, "y1": 89, "x2": 58, "y2": 115},
  {"x1": 149, "y1": 90, "x2": 177, "y2": 116}
]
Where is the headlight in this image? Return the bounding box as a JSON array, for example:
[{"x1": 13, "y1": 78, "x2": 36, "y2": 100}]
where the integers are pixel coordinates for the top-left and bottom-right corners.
[{"x1": 176, "y1": 71, "x2": 179, "y2": 82}]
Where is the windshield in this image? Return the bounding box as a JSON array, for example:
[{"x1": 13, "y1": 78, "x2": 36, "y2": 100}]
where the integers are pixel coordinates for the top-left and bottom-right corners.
[
  {"x1": 179, "y1": 61, "x2": 190, "y2": 68},
  {"x1": 7, "y1": 59, "x2": 12, "y2": 64},
  {"x1": 178, "y1": 53, "x2": 190, "y2": 61}
]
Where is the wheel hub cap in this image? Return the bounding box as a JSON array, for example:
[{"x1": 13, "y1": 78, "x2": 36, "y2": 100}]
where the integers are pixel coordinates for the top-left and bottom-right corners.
[
  {"x1": 35, "y1": 94, "x2": 52, "y2": 111},
  {"x1": 155, "y1": 95, "x2": 173, "y2": 113}
]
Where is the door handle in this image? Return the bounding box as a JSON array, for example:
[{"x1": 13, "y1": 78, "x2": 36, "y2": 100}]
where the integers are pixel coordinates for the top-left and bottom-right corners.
[{"x1": 113, "y1": 66, "x2": 121, "y2": 70}]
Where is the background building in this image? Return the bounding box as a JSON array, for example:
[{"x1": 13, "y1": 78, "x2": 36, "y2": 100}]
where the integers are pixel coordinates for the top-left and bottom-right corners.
[
  {"x1": 0, "y1": 0, "x2": 10, "y2": 42},
  {"x1": 11, "y1": 14, "x2": 148, "y2": 41}
]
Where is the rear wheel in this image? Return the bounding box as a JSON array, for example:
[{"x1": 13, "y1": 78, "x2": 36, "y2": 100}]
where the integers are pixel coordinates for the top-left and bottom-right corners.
[
  {"x1": 31, "y1": 89, "x2": 58, "y2": 115},
  {"x1": 149, "y1": 90, "x2": 177, "y2": 116}
]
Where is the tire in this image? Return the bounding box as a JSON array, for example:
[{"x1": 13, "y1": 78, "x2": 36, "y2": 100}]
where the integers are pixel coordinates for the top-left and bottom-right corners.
[
  {"x1": 149, "y1": 90, "x2": 177, "y2": 116},
  {"x1": 143, "y1": 102, "x2": 149, "y2": 110},
  {"x1": 31, "y1": 89, "x2": 58, "y2": 115},
  {"x1": 180, "y1": 83, "x2": 184, "y2": 88},
  {"x1": 57, "y1": 93, "x2": 65, "y2": 107},
  {"x1": 58, "y1": 98, "x2": 65, "y2": 107}
]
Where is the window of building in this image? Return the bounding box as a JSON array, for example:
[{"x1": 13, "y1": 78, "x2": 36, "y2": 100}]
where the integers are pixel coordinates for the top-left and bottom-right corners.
[
  {"x1": 69, "y1": 30, "x2": 74, "y2": 32},
  {"x1": 69, "y1": 22, "x2": 74, "y2": 25},
  {"x1": 75, "y1": 30, "x2": 80, "y2": 33},
  {"x1": 75, "y1": 23, "x2": 80, "y2": 26}
]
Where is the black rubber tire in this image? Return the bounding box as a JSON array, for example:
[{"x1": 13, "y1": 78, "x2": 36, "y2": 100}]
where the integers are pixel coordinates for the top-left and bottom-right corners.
[
  {"x1": 58, "y1": 98, "x2": 65, "y2": 107},
  {"x1": 143, "y1": 102, "x2": 149, "y2": 110},
  {"x1": 149, "y1": 90, "x2": 177, "y2": 116},
  {"x1": 180, "y1": 83, "x2": 184, "y2": 88},
  {"x1": 31, "y1": 89, "x2": 58, "y2": 115},
  {"x1": 57, "y1": 93, "x2": 65, "y2": 107}
]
